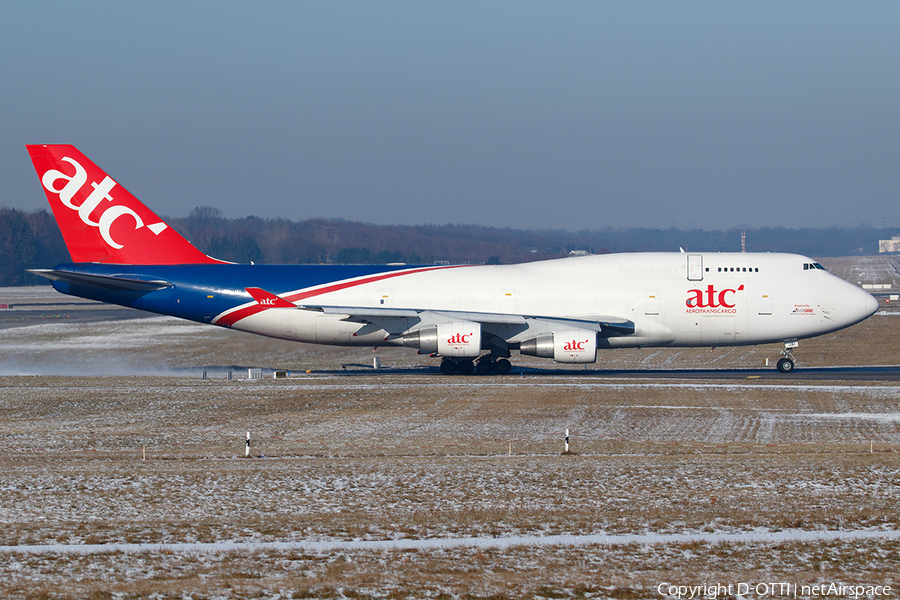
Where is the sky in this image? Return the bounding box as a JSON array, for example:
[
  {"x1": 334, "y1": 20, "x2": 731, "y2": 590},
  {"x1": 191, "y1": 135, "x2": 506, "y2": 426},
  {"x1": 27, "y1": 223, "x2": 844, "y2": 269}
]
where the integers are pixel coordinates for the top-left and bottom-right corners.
[{"x1": 1, "y1": 2, "x2": 899, "y2": 231}]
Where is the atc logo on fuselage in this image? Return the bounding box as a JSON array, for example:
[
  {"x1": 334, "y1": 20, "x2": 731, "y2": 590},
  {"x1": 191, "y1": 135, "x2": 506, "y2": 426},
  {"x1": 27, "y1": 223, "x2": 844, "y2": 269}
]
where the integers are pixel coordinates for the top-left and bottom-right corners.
[{"x1": 685, "y1": 284, "x2": 744, "y2": 314}]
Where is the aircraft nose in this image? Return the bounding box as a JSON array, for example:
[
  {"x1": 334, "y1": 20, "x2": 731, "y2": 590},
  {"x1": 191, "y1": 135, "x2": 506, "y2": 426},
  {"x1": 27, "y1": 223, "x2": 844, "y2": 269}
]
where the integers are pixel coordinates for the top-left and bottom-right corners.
[
  {"x1": 837, "y1": 281, "x2": 879, "y2": 327},
  {"x1": 864, "y1": 290, "x2": 879, "y2": 317}
]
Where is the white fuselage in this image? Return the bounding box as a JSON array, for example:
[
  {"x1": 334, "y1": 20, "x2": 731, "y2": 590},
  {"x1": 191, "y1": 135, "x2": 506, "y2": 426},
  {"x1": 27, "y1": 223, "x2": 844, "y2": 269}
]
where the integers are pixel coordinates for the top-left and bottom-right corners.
[{"x1": 228, "y1": 252, "x2": 878, "y2": 352}]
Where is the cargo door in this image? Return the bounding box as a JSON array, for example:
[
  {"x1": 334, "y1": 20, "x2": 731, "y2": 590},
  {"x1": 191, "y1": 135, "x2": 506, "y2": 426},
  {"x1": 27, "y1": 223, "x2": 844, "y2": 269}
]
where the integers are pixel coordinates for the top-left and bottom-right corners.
[{"x1": 701, "y1": 316, "x2": 735, "y2": 344}]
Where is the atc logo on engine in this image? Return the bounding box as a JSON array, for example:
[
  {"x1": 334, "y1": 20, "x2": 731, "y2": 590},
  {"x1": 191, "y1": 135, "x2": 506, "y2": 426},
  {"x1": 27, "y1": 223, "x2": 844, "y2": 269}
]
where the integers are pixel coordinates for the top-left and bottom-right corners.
[
  {"x1": 562, "y1": 339, "x2": 589, "y2": 352},
  {"x1": 447, "y1": 332, "x2": 473, "y2": 345}
]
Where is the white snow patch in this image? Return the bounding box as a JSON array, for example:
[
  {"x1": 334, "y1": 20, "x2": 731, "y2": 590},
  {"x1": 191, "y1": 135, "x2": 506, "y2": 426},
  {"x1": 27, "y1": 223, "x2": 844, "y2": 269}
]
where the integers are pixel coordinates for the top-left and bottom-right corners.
[
  {"x1": 799, "y1": 412, "x2": 900, "y2": 422},
  {"x1": 1, "y1": 529, "x2": 897, "y2": 555}
]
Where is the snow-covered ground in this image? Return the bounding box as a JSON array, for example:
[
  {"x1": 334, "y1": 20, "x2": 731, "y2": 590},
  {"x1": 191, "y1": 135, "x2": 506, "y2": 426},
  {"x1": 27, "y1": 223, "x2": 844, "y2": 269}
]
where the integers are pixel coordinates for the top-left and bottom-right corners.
[{"x1": 0, "y1": 287, "x2": 898, "y2": 598}]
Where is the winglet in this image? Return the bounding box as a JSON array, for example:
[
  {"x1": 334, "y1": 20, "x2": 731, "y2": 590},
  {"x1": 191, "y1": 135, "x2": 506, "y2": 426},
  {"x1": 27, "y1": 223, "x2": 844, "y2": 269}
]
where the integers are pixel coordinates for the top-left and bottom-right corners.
[{"x1": 245, "y1": 287, "x2": 295, "y2": 308}]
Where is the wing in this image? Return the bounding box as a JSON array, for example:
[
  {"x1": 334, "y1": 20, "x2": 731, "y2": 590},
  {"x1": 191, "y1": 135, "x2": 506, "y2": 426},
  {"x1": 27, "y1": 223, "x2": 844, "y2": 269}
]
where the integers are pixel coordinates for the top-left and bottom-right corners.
[
  {"x1": 244, "y1": 288, "x2": 635, "y2": 354},
  {"x1": 296, "y1": 304, "x2": 635, "y2": 337}
]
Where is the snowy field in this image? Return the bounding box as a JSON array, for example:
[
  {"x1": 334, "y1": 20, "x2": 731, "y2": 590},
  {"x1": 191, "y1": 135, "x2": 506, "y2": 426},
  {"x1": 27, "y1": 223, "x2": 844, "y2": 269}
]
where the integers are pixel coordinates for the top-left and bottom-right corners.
[
  {"x1": 0, "y1": 286, "x2": 898, "y2": 598},
  {"x1": 821, "y1": 255, "x2": 900, "y2": 290}
]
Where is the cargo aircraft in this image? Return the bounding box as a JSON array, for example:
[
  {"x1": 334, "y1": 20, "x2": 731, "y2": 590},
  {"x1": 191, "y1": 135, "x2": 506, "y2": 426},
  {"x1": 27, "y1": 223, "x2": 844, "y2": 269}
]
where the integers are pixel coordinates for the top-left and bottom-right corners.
[{"x1": 26, "y1": 145, "x2": 879, "y2": 375}]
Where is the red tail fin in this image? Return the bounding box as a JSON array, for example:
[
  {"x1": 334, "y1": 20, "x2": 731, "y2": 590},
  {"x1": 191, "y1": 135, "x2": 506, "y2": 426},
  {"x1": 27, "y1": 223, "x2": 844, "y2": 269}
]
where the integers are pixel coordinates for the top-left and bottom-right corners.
[{"x1": 27, "y1": 144, "x2": 223, "y2": 265}]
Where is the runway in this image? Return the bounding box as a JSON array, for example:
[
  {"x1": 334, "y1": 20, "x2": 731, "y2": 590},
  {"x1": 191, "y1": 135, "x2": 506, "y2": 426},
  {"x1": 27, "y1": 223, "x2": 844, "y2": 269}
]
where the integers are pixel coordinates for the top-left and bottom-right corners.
[
  {"x1": 0, "y1": 308, "x2": 152, "y2": 330},
  {"x1": 318, "y1": 364, "x2": 900, "y2": 381}
]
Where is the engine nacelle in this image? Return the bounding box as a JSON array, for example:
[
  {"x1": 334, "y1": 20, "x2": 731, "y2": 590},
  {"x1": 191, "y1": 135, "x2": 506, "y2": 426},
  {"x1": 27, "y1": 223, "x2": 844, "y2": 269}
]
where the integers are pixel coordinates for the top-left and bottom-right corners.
[
  {"x1": 519, "y1": 329, "x2": 598, "y2": 364},
  {"x1": 401, "y1": 322, "x2": 482, "y2": 358}
]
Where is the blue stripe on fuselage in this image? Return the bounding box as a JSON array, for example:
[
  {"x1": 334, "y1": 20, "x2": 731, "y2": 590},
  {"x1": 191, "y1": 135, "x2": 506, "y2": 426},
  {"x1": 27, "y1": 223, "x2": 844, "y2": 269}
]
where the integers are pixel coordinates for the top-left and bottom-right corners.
[{"x1": 47, "y1": 263, "x2": 420, "y2": 325}]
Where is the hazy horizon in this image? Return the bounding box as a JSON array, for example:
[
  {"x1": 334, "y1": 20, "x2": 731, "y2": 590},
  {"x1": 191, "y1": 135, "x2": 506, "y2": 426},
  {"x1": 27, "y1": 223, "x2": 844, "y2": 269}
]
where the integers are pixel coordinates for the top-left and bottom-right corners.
[{"x1": 2, "y1": 2, "x2": 899, "y2": 231}]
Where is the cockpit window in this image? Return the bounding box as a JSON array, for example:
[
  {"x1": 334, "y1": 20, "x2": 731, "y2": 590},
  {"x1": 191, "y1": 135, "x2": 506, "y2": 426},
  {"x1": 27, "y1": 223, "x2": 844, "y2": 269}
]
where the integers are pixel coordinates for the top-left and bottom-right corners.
[
  {"x1": 813, "y1": 263, "x2": 826, "y2": 271},
  {"x1": 804, "y1": 262, "x2": 828, "y2": 271}
]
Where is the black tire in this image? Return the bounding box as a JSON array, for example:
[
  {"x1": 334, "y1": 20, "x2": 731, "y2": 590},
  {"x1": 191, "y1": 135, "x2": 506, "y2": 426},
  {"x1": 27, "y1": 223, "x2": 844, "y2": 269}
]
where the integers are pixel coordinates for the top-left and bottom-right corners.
[
  {"x1": 457, "y1": 360, "x2": 475, "y2": 375},
  {"x1": 776, "y1": 358, "x2": 795, "y2": 373},
  {"x1": 475, "y1": 360, "x2": 493, "y2": 375},
  {"x1": 494, "y1": 358, "x2": 512, "y2": 375},
  {"x1": 440, "y1": 360, "x2": 457, "y2": 375}
]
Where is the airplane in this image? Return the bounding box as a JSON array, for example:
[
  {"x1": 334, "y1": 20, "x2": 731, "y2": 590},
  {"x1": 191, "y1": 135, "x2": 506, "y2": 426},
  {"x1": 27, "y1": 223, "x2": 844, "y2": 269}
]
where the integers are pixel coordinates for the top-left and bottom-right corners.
[{"x1": 26, "y1": 144, "x2": 879, "y2": 375}]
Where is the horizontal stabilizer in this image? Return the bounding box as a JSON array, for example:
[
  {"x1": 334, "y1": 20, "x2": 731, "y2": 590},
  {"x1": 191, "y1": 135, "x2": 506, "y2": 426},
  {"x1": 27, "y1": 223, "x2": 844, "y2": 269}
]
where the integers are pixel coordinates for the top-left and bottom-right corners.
[{"x1": 27, "y1": 269, "x2": 171, "y2": 292}]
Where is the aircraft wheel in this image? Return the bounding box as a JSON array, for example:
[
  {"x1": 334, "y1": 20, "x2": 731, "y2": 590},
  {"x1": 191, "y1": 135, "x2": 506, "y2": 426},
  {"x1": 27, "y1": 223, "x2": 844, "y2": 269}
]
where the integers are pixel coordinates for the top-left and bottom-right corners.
[
  {"x1": 494, "y1": 358, "x2": 512, "y2": 375},
  {"x1": 475, "y1": 360, "x2": 494, "y2": 375},
  {"x1": 776, "y1": 357, "x2": 795, "y2": 373},
  {"x1": 440, "y1": 360, "x2": 457, "y2": 375},
  {"x1": 457, "y1": 360, "x2": 475, "y2": 375}
]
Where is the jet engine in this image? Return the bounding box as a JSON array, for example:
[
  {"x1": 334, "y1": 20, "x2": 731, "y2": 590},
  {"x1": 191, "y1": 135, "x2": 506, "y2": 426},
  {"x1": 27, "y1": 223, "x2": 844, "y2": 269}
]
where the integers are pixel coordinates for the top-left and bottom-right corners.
[
  {"x1": 519, "y1": 329, "x2": 598, "y2": 364},
  {"x1": 402, "y1": 322, "x2": 482, "y2": 358}
]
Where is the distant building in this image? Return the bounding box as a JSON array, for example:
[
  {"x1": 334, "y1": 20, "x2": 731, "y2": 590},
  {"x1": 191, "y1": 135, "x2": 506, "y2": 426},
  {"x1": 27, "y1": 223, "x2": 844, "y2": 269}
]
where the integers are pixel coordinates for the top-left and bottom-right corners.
[{"x1": 879, "y1": 236, "x2": 900, "y2": 253}]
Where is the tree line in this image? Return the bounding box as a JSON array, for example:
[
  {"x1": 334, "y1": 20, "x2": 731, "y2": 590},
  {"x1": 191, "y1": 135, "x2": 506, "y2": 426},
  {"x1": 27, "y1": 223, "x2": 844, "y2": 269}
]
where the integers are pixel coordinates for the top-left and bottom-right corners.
[{"x1": 1, "y1": 205, "x2": 896, "y2": 287}]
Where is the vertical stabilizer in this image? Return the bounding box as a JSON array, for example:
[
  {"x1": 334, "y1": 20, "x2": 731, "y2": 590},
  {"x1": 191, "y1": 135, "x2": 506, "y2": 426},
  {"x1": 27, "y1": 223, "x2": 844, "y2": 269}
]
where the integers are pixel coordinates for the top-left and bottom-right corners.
[{"x1": 27, "y1": 144, "x2": 223, "y2": 264}]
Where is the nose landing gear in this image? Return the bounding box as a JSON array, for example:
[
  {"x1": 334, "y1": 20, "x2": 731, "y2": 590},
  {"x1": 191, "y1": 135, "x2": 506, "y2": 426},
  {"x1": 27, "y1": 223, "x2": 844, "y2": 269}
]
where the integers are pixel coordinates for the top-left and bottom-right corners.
[{"x1": 776, "y1": 340, "x2": 798, "y2": 373}]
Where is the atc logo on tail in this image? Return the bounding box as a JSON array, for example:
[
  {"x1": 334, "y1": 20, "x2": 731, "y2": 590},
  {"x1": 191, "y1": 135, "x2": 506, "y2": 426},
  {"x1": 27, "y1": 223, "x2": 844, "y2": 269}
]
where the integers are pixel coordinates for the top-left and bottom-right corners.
[
  {"x1": 27, "y1": 145, "x2": 222, "y2": 265},
  {"x1": 40, "y1": 155, "x2": 166, "y2": 249}
]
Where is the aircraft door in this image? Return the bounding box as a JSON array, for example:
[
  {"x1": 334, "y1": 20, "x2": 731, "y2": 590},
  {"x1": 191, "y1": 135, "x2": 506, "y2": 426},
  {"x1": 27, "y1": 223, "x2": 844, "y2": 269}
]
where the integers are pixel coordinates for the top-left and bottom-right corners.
[
  {"x1": 759, "y1": 290, "x2": 773, "y2": 315},
  {"x1": 644, "y1": 290, "x2": 659, "y2": 315},
  {"x1": 378, "y1": 288, "x2": 393, "y2": 307},
  {"x1": 501, "y1": 289, "x2": 517, "y2": 314},
  {"x1": 701, "y1": 316, "x2": 735, "y2": 344},
  {"x1": 687, "y1": 255, "x2": 703, "y2": 281},
  {"x1": 281, "y1": 318, "x2": 298, "y2": 339}
]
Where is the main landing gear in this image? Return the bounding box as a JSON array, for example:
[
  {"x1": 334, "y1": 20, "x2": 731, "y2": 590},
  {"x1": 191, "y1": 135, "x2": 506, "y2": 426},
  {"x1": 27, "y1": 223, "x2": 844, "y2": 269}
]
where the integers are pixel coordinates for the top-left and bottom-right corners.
[
  {"x1": 775, "y1": 340, "x2": 798, "y2": 373},
  {"x1": 439, "y1": 355, "x2": 512, "y2": 376}
]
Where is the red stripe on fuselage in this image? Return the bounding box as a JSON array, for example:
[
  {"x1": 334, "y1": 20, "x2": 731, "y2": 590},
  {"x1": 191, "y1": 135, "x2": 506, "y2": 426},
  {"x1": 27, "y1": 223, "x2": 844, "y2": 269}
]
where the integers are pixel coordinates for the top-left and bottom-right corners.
[{"x1": 214, "y1": 265, "x2": 470, "y2": 328}]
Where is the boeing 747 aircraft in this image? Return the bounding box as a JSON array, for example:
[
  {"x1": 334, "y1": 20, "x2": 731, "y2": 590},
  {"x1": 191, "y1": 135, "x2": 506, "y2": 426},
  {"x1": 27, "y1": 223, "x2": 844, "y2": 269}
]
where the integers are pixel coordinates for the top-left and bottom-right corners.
[{"x1": 26, "y1": 145, "x2": 878, "y2": 375}]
